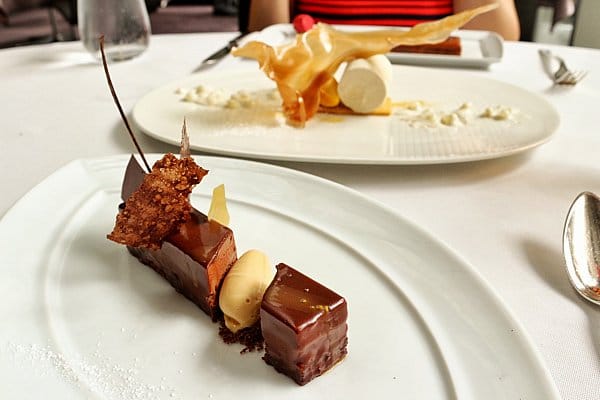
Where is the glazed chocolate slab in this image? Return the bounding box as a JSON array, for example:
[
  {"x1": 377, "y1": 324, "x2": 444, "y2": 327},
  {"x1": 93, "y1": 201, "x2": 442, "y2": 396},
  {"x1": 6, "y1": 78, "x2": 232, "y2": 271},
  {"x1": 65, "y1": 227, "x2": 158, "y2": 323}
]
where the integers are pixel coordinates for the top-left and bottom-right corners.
[
  {"x1": 121, "y1": 156, "x2": 237, "y2": 319},
  {"x1": 261, "y1": 263, "x2": 348, "y2": 385}
]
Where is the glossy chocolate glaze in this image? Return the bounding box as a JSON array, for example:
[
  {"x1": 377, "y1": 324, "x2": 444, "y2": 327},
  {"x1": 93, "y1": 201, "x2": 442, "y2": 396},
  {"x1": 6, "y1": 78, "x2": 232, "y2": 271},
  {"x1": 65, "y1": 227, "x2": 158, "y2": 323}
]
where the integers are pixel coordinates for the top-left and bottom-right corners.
[
  {"x1": 261, "y1": 263, "x2": 348, "y2": 385},
  {"x1": 121, "y1": 155, "x2": 237, "y2": 319},
  {"x1": 128, "y1": 209, "x2": 236, "y2": 318}
]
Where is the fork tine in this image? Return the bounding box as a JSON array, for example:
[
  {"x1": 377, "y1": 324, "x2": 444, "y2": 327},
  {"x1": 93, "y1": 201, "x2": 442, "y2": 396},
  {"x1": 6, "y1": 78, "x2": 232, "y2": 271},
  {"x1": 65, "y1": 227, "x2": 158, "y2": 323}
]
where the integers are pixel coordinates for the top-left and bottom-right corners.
[
  {"x1": 555, "y1": 70, "x2": 583, "y2": 85},
  {"x1": 561, "y1": 70, "x2": 588, "y2": 85},
  {"x1": 574, "y1": 70, "x2": 588, "y2": 83},
  {"x1": 555, "y1": 72, "x2": 572, "y2": 84},
  {"x1": 567, "y1": 72, "x2": 582, "y2": 85}
]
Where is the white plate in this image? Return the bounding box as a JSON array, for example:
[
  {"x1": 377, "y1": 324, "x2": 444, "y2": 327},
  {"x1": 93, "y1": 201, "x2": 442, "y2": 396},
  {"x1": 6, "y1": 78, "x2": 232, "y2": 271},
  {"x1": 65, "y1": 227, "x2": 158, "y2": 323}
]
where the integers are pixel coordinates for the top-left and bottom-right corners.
[
  {"x1": 133, "y1": 67, "x2": 559, "y2": 165},
  {"x1": 0, "y1": 155, "x2": 560, "y2": 399},
  {"x1": 257, "y1": 24, "x2": 503, "y2": 69}
]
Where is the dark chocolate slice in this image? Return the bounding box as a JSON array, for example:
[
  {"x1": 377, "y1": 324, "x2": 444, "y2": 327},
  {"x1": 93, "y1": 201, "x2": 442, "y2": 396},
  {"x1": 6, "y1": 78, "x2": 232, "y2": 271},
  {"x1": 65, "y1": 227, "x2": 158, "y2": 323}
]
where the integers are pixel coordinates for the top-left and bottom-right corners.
[
  {"x1": 261, "y1": 263, "x2": 348, "y2": 385},
  {"x1": 391, "y1": 36, "x2": 462, "y2": 55},
  {"x1": 121, "y1": 156, "x2": 237, "y2": 319}
]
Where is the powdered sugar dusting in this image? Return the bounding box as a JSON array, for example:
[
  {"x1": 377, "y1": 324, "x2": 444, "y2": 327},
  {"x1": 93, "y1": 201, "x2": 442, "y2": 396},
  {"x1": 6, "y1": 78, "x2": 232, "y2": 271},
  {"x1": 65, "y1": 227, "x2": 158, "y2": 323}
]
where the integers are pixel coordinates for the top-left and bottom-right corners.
[{"x1": 2, "y1": 342, "x2": 178, "y2": 399}]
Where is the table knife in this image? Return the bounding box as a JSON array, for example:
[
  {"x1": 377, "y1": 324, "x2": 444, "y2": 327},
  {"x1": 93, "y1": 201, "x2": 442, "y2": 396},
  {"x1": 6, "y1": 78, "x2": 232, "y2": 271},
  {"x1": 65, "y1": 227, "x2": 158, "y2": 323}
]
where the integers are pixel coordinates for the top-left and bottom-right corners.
[{"x1": 192, "y1": 32, "x2": 247, "y2": 73}]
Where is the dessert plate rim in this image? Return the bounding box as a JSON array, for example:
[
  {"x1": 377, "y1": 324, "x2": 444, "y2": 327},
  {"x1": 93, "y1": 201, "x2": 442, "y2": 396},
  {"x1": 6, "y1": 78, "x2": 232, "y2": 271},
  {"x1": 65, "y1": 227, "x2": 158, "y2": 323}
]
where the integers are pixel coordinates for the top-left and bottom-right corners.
[
  {"x1": 132, "y1": 67, "x2": 559, "y2": 165},
  {"x1": 0, "y1": 155, "x2": 560, "y2": 399}
]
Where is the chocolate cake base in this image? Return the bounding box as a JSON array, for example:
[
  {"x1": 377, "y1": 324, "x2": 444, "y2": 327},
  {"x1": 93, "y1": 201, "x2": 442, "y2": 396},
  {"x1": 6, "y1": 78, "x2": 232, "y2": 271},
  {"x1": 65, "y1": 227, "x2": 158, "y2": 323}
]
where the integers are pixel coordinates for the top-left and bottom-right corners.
[
  {"x1": 128, "y1": 210, "x2": 237, "y2": 320},
  {"x1": 119, "y1": 156, "x2": 237, "y2": 320}
]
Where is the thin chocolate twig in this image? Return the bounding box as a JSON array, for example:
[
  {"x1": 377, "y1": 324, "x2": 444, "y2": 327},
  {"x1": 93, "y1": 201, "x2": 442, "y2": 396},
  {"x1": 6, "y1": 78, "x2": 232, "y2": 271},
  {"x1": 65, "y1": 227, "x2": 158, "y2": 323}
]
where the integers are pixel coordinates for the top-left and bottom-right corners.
[
  {"x1": 99, "y1": 35, "x2": 152, "y2": 173},
  {"x1": 180, "y1": 118, "x2": 191, "y2": 159}
]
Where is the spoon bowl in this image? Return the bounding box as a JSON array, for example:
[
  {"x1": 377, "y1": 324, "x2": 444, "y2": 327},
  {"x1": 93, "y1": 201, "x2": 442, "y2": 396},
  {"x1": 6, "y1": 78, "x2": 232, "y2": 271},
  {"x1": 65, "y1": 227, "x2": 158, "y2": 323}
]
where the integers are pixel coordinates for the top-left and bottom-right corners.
[{"x1": 563, "y1": 191, "x2": 600, "y2": 305}]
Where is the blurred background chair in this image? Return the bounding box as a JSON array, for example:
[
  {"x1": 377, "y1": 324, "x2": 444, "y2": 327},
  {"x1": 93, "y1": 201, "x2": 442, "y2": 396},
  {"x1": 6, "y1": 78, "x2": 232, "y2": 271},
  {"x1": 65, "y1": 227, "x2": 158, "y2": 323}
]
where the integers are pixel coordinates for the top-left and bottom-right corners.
[
  {"x1": 516, "y1": 0, "x2": 576, "y2": 42},
  {"x1": 0, "y1": 0, "x2": 77, "y2": 47},
  {"x1": 570, "y1": 0, "x2": 600, "y2": 48},
  {"x1": 148, "y1": 0, "x2": 237, "y2": 35},
  {"x1": 0, "y1": 0, "x2": 238, "y2": 48},
  {"x1": 237, "y1": 0, "x2": 248, "y2": 33}
]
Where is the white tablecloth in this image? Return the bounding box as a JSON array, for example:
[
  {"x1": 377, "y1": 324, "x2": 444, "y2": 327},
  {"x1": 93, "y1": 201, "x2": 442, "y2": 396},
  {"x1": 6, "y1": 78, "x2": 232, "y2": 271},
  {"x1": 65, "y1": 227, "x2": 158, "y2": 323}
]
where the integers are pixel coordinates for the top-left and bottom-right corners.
[{"x1": 1, "y1": 32, "x2": 599, "y2": 400}]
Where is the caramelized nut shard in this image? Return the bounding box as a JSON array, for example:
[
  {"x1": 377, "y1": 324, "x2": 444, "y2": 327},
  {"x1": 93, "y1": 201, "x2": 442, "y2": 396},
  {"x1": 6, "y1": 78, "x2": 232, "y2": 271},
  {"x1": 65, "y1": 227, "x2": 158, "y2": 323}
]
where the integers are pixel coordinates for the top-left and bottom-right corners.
[{"x1": 107, "y1": 153, "x2": 208, "y2": 249}]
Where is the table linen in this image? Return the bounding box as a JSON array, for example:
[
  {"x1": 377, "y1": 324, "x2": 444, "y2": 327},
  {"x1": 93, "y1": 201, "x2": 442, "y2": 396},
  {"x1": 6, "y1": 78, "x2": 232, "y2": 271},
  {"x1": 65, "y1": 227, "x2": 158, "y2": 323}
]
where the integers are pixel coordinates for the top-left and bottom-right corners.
[{"x1": 1, "y1": 32, "x2": 599, "y2": 399}]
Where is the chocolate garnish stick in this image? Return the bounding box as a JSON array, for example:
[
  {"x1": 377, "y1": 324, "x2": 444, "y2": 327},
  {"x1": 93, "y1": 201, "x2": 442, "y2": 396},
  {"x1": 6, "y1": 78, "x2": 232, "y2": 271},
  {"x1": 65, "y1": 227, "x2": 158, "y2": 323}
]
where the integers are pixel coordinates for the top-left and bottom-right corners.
[
  {"x1": 180, "y1": 118, "x2": 191, "y2": 159},
  {"x1": 99, "y1": 35, "x2": 151, "y2": 173}
]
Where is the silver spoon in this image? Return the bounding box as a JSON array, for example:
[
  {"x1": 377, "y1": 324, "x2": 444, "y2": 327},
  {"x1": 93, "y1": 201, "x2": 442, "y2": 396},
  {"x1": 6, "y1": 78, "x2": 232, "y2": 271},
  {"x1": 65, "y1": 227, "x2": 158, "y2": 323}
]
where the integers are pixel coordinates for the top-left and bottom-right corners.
[{"x1": 563, "y1": 191, "x2": 600, "y2": 305}]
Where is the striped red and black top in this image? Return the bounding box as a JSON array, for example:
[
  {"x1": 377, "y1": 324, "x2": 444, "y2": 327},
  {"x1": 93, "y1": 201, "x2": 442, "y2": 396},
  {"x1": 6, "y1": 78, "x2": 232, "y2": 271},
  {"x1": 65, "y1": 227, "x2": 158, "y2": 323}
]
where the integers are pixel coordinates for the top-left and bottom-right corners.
[{"x1": 294, "y1": 0, "x2": 454, "y2": 27}]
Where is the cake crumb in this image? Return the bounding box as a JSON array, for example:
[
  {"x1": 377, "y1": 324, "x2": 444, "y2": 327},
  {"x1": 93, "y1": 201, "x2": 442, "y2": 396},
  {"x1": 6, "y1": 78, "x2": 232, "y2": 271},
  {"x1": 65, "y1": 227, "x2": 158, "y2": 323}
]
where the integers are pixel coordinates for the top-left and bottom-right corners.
[{"x1": 217, "y1": 317, "x2": 264, "y2": 354}]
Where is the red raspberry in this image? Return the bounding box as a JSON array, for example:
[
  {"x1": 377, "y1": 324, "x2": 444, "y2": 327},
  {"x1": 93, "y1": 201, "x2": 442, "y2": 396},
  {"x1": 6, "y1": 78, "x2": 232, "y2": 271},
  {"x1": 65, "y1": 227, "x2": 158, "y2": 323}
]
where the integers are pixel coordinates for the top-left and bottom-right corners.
[{"x1": 293, "y1": 14, "x2": 315, "y2": 33}]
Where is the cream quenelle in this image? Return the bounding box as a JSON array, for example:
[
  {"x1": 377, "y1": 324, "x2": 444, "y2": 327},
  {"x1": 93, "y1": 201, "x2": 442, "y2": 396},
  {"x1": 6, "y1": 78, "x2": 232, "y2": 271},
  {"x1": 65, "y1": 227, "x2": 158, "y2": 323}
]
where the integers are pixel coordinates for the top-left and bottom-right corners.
[{"x1": 219, "y1": 249, "x2": 274, "y2": 333}]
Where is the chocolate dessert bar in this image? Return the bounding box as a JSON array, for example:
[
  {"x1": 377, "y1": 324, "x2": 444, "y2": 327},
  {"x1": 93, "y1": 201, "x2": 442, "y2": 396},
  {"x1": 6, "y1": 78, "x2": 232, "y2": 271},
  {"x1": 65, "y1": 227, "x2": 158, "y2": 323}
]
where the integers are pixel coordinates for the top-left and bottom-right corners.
[
  {"x1": 261, "y1": 263, "x2": 348, "y2": 385},
  {"x1": 391, "y1": 36, "x2": 462, "y2": 55},
  {"x1": 120, "y1": 156, "x2": 237, "y2": 319}
]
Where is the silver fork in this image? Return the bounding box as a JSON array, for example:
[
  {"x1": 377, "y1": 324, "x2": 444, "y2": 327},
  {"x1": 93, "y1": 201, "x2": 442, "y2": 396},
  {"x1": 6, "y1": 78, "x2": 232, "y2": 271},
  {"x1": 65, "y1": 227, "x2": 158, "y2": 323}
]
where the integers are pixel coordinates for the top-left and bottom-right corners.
[{"x1": 538, "y1": 49, "x2": 587, "y2": 85}]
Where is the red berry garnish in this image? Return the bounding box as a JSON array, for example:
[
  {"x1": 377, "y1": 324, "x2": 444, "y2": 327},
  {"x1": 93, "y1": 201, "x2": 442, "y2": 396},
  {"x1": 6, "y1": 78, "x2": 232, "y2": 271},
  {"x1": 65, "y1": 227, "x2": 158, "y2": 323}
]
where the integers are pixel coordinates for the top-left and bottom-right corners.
[{"x1": 293, "y1": 14, "x2": 315, "y2": 33}]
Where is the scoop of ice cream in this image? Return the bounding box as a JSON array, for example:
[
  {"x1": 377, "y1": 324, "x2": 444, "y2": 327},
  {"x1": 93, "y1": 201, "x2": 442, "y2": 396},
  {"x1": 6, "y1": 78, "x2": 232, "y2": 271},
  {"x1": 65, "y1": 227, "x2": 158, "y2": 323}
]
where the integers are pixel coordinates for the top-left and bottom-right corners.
[{"x1": 219, "y1": 250, "x2": 274, "y2": 333}]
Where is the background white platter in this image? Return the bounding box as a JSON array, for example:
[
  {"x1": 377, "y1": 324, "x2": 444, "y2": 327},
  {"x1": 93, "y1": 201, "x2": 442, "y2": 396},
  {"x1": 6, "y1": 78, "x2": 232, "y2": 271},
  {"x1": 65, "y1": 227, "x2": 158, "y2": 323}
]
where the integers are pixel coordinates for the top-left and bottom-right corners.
[
  {"x1": 0, "y1": 155, "x2": 560, "y2": 399},
  {"x1": 133, "y1": 68, "x2": 559, "y2": 165},
  {"x1": 386, "y1": 29, "x2": 503, "y2": 68},
  {"x1": 258, "y1": 24, "x2": 503, "y2": 69}
]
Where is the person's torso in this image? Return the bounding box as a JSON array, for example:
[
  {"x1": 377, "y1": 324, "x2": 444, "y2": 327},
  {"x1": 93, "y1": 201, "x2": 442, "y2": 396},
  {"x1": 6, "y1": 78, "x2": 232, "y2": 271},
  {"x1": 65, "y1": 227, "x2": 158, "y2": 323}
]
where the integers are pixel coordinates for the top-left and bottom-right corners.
[{"x1": 294, "y1": 0, "x2": 454, "y2": 27}]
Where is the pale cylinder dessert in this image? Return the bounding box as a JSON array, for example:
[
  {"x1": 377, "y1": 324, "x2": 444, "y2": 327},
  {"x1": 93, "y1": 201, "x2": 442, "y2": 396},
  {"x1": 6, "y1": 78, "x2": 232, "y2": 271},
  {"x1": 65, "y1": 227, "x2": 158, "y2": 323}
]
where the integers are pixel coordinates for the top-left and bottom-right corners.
[{"x1": 338, "y1": 54, "x2": 392, "y2": 114}]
